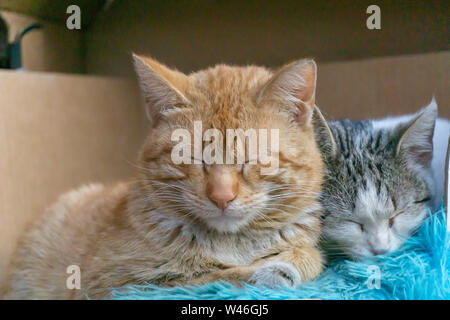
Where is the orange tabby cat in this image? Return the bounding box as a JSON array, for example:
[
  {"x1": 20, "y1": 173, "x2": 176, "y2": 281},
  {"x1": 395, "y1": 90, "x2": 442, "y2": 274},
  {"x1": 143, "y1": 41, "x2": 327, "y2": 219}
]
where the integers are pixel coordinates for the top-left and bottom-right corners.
[{"x1": 3, "y1": 55, "x2": 324, "y2": 299}]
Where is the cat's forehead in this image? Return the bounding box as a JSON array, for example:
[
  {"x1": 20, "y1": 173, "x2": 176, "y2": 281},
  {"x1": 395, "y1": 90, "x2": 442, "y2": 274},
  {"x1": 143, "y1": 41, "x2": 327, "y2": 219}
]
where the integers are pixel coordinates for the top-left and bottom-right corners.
[
  {"x1": 354, "y1": 180, "x2": 393, "y2": 217},
  {"x1": 331, "y1": 120, "x2": 396, "y2": 152},
  {"x1": 185, "y1": 65, "x2": 273, "y2": 129},
  {"x1": 330, "y1": 121, "x2": 397, "y2": 174},
  {"x1": 324, "y1": 122, "x2": 428, "y2": 214},
  {"x1": 190, "y1": 64, "x2": 271, "y2": 92},
  {"x1": 324, "y1": 121, "x2": 404, "y2": 209},
  {"x1": 190, "y1": 66, "x2": 270, "y2": 103}
]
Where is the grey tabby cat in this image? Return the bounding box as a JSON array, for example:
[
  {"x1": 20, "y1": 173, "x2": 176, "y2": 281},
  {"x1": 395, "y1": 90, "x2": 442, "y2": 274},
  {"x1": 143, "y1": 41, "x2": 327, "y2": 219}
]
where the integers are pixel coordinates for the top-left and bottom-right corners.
[{"x1": 313, "y1": 100, "x2": 448, "y2": 259}]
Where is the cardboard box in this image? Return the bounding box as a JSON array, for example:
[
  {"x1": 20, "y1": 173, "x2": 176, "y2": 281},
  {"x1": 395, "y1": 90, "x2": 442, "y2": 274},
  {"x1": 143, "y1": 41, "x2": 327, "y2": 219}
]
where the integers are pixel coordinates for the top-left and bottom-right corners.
[{"x1": 0, "y1": 70, "x2": 145, "y2": 283}]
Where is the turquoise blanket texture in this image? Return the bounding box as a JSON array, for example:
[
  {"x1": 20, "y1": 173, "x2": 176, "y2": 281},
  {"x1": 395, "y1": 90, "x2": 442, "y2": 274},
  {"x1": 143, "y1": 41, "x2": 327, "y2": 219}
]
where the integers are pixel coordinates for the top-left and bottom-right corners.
[{"x1": 112, "y1": 206, "x2": 449, "y2": 300}]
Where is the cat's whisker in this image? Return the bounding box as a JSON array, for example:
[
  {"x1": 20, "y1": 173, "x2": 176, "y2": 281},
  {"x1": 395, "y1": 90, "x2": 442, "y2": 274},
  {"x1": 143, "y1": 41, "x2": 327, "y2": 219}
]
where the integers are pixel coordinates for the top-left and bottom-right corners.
[
  {"x1": 267, "y1": 194, "x2": 318, "y2": 201},
  {"x1": 251, "y1": 208, "x2": 278, "y2": 228}
]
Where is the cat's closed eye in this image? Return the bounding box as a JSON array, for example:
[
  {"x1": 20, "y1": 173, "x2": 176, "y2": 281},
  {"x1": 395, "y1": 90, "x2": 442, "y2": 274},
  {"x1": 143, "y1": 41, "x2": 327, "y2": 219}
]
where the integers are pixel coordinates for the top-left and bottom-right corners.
[
  {"x1": 388, "y1": 208, "x2": 407, "y2": 228},
  {"x1": 414, "y1": 196, "x2": 431, "y2": 204},
  {"x1": 388, "y1": 196, "x2": 429, "y2": 227},
  {"x1": 345, "y1": 219, "x2": 364, "y2": 231}
]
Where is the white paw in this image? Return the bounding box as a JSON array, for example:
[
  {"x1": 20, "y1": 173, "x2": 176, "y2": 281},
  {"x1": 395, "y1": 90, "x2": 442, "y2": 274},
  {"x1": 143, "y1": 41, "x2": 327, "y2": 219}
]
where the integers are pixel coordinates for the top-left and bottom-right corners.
[{"x1": 249, "y1": 261, "x2": 302, "y2": 288}]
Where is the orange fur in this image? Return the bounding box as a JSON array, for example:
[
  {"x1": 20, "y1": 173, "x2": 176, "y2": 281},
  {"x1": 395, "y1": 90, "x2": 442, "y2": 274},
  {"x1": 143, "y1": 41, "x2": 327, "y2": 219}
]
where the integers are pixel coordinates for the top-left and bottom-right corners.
[{"x1": 3, "y1": 56, "x2": 325, "y2": 299}]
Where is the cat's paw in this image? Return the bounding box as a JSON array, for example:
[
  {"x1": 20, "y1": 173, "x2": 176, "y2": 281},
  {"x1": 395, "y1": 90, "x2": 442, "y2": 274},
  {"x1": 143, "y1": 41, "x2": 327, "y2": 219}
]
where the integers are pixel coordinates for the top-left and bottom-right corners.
[{"x1": 249, "y1": 261, "x2": 302, "y2": 288}]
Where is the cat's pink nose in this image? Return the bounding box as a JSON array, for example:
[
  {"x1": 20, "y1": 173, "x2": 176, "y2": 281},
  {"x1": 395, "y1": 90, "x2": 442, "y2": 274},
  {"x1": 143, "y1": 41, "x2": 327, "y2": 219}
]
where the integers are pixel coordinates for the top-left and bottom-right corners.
[
  {"x1": 368, "y1": 238, "x2": 388, "y2": 256},
  {"x1": 206, "y1": 167, "x2": 239, "y2": 211},
  {"x1": 209, "y1": 191, "x2": 237, "y2": 210}
]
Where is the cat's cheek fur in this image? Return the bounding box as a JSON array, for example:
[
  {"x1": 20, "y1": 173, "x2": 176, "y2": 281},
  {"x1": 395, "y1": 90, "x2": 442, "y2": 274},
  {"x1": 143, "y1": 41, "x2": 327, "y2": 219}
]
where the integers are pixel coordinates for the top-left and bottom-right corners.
[{"x1": 249, "y1": 261, "x2": 302, "y2": 288}]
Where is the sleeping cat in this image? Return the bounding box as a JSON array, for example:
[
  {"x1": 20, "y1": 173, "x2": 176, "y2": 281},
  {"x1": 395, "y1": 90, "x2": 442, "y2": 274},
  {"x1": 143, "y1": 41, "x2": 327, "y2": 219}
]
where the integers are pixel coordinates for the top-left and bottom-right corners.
[
  {"x1": 313, "y1": 100, "x2": 449, "y2": 260},
  {"x1": 3, "y1": 55, "x2": 325, "y2": 299}
]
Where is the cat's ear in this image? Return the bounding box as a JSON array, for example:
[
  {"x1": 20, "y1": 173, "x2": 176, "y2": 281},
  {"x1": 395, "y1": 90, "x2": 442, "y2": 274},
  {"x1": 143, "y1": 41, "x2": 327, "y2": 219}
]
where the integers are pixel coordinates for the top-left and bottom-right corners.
[
  {"x1": 257, "y1": 59, "x2": 317, "y2": 125},
  {"x1": 132, "y1": 54, "x2": 191, "y2": 122},
  {"x1": 312, "y1": 106, "x2": 337, "y2": 157},
  {"x1": 396, "y1": 99, "x2": 438, "y2": 168}
]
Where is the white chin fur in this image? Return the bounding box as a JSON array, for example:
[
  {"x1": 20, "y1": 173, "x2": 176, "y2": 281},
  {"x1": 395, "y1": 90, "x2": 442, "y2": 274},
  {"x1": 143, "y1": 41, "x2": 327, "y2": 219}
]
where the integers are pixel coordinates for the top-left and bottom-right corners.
[{"x1": 203, "y1": 215, "x2": 249, "y2": 233}]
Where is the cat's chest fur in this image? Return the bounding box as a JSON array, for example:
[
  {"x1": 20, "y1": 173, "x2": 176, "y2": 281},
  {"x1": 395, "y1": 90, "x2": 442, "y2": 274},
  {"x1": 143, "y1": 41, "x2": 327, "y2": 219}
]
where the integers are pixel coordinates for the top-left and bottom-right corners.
[{"x1": 147, "y1": 209, "x2": 314, "y2": 266}]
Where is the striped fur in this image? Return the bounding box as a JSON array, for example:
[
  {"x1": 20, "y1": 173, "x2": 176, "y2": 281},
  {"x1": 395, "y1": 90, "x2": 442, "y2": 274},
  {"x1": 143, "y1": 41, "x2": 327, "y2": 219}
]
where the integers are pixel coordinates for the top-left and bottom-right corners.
[{"x1": 3, "y1": 57, "x2": 324, "y2": 299}]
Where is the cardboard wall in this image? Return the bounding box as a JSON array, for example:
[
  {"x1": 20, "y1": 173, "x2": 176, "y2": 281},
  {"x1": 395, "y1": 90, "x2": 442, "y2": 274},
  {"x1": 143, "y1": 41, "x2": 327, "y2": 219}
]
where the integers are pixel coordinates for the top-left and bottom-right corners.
[
  {"x1": 317, "y1": 51, "x2": 450, "y2": 119},
  {"x1": 81, "y1": 0, "x2": 449, "y2": 118},
  {"x1": 89, "y1": 51, "x2": 449, "y2": 120},
  {"x1": 84, "y1": 0, "x2": 448, "y2": 77},
  {"x1": 0, "y1": 70, "x2": 145, "y2": 282}
]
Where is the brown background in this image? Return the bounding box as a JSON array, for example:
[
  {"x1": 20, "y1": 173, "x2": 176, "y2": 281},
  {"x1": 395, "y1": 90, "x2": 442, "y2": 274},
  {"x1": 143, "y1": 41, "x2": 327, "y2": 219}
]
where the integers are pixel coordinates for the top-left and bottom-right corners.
[
  {"x1": 0, "y1": 71, "x2": 145, "y2": 282},
  {"x1": 1, "y1": 0, "x2": 448, "y2": 118},
  {"x1": 84, "y1": 0, "x2": 449, "y2": 77}
]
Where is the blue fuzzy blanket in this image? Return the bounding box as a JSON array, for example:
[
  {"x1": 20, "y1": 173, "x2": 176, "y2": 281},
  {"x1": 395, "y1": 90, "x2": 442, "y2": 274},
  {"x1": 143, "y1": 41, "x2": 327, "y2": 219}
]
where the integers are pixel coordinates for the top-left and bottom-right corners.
[{"x1": 112, "y1": 207, "x2": 449, "y2": 300}]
